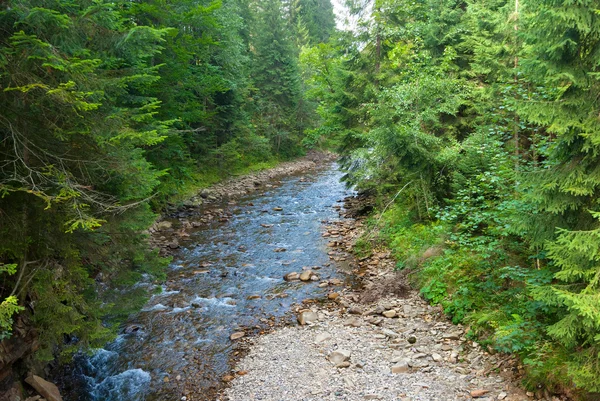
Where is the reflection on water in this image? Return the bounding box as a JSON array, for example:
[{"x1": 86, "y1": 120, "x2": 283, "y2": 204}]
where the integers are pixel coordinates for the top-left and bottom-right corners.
[{"x1": 60, "y1": 165, "x2": 352, "y2": 401}]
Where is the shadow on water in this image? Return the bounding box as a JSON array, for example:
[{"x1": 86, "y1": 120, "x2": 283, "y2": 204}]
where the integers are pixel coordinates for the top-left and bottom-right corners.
[{"x1": 58, "y1": 164, "x2": 354, "y2": 401}]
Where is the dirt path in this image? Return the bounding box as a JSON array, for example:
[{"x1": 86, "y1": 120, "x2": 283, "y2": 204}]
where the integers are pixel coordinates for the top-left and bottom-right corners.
[{"x1": 219, "y1": 196, "x2": 564, "y2": 401}]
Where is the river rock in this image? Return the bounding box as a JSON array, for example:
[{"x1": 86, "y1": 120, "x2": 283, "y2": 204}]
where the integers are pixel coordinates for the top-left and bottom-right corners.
[
  {"x1": 297, "y1": 311, "x2": 318, "y2": 325},
  {"x1": 273, "y1": 207, "x2": 283, "y2": 211},
  {"x1": 247, "y1": 295, "x2": 261, "y2": 300},
  {"x1": 25, "y1": 375, "x2": 63, "y2": 401},
  {"x1": 470, "y1": 389, "x2": 490, "y2": 398},
  {"x1": 156, "y1": 221, "x2": 172, "y2": 230},
  {"x1": 230, "y1": 332, "x2": 245, "y2": 340},
  {"x1": 299, "y1": 270, "x2": 313, "y2": 281},
  {"x1": 284, "y1": 272, "x2": 300, "y2": 281},
  {"x1": 382, "y1": 309, "x2": 396, "y2": 318},
  {"x1": 391, "y1": 360, "x2": 410, "y2": 374},
  {"x1": 348, "y1": 306, "x2": 363, "y2": 315},
  {"x1": 329, "y1": 349, "x2": 351, "y2": 365},
  {"x1": 315, "y1": 333, "x2": 331, "y2": 343}
]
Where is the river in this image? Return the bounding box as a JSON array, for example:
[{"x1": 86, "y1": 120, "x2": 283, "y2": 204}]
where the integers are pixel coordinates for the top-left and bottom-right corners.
[{"x1": 58, "y1": 164, "x2": 353, "y2": 401}]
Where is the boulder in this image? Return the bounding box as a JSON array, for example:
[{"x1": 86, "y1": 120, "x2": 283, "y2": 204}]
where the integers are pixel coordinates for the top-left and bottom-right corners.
[{"x1": 25, "y1": 375, "x2": 63, "y2": 401}]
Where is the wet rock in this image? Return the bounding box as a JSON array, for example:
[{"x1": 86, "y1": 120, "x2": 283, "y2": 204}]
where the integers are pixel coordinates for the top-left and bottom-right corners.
[
  {"x1": 274, "y1": 248, "x2": 286, "y2": 252},
  {"x1": 273, "y1": 207, "x2": 283, "y2": 211},
  {"x1": 284, "y1": 272, "x2": 300, "y2": 281},
  {"x1": 25, "y1": 375, "x2": 63, "y2": 401},
  {"x1": 230, "y1": 332, "x2": 245, "y2": 340},
  {"x1": 327, "y1": 292, "x2": 340, "y2": 300},
  {"x1": 124, "y1": 324, "x2": 143, "y2": 334},
  {"x1": 329, "y1": 349, "x2": 351, "y2": 365},
  {"x1": 247, "y1": 295, "x2": 261, "y2": 300},
  {"x1": 299, "y1": 270, "x2": 312, "y2": 281},
  {"x1": 297, "y1": 311, "x2": 318, "y2": 325}
]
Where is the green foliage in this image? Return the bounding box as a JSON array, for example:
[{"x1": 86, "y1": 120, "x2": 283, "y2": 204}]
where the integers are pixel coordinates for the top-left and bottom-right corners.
[{"x1": 333, "y1": 0, "x2": 600, "y2": 396}]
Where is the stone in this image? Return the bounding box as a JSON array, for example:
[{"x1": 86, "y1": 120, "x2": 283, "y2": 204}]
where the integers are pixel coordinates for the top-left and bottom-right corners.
[
  {"x1": 348, "y1": 306, "x2": 363, "y2": 315},
  {"x1": 284, "y1": 272, "x2": 299, "y2": 281},
  {"x1": 297, "y1": 311, "x2": 318, "y2": 325},
  {"x1": 391, "y1": 360, "x2": 410, "y2": 374},
  {"x1": 344, "y1": 318, "x2": 362, "y2": 328},
  {"x1": 336, "y1": 361, "x2": 351, "y2": 368},
  {"x1": 25, "y1": 375, "x2": 63, "y2": 401},
  {"x1": 431, "y1": 353, "x2": 443, "y2": 362},
  {"x1": 230, "y1": 332, "x2": 245, "y2": 340},
  {"x1": 329, "y1": 349, "x2": 351, "y2": 365},
  {"x1": 382, "y1": 310, "x2": 396, "y2": 318},
  {"x1": 315, "y1": 333, "x2": 332, "y2": 343},
  {"x1": 382, "y1": 329, "x2": 400, "y2": 338},
  {"x1": 222, "y1": 375, "x2": 235, "y2": 382},
  {"x1": 470, "y1": 390, "x2": 490, "y2": 398},
  {"x1": 246, "y1": 295, "x2": 261, "y2": 300},
  {"x1": 407, "y1": 336, "x2": 417, "y2": 344},
  {"x1": 443, "y1": 332, "x2": 461, "y2": 340},
  {"x1": 497, "y1": 393, "x2": 508, "y2": 400},
  {"x1": 156, "y1": 221, "x2": 172, "y2": 230},
  {"x1": 273, "y1": 207, "x2": 283, "y2": 211},
  {"x1": 299, "y1": 270, "x2": 312, "y2": 281},
  {"x1": 25, "y1": 397, "x2": 42, "y2": 401},
  {"x1": 327, "y1": 292, "x2": 340, "y2": 300}
]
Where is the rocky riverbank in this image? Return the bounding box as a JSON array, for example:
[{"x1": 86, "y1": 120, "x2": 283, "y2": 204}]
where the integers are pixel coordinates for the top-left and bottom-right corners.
[{"x1": 220, "y1": 194, "x2": 569, "y2": 401}]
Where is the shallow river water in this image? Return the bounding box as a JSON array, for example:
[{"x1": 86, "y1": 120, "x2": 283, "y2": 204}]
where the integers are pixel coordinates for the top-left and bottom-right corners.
[{"x1": 59, "y1": 164, "x2": 353, "y2": 401}]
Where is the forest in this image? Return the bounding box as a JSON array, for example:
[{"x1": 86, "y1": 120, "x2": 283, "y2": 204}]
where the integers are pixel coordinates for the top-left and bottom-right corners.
[{"x1": 1, "y1": 0, "x2": 600, "y2": 399}]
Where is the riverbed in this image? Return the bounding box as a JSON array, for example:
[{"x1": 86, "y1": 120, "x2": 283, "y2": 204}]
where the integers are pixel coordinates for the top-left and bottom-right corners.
[{"x1": 59, "y1": 163, "x2": 353, "y2": 401}]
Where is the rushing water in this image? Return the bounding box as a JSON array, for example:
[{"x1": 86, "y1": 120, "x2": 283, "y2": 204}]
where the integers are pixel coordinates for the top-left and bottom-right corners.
[{"x1": 58, "y1": 165, "x2": 353, "y2": 401}]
